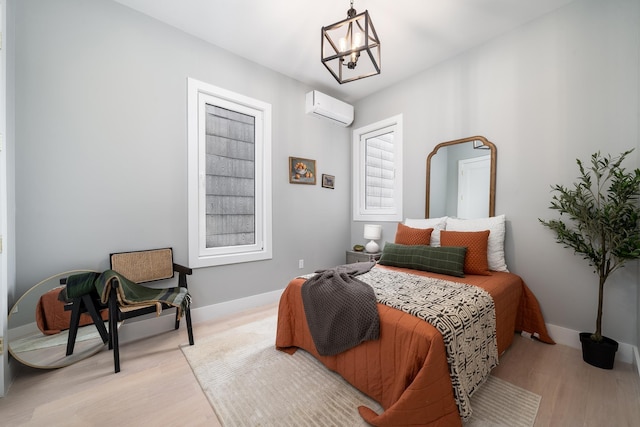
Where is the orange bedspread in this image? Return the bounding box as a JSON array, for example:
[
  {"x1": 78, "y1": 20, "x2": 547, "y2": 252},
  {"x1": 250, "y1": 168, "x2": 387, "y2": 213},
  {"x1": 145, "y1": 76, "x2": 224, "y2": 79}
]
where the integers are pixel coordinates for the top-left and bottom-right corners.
[{"x1": 275, "y1": 265, "x2": 553, "y2": 427}]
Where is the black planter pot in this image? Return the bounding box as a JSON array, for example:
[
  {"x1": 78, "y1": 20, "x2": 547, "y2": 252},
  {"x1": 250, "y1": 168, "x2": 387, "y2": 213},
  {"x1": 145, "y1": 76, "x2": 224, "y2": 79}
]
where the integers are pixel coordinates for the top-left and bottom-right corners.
[{"x1": 579, "y1": 332, "x2": 619, "y2": 369}]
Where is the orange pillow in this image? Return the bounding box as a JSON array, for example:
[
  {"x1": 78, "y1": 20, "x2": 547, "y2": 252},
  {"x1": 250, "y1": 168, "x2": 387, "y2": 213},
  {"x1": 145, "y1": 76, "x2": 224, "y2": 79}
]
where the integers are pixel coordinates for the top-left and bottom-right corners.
[
  {"x1": 394, "y1": 223, "x2": 433, "y2": 246},
  {"x1": 440, "y1": 230, "x2": 491, "y2": 275}
]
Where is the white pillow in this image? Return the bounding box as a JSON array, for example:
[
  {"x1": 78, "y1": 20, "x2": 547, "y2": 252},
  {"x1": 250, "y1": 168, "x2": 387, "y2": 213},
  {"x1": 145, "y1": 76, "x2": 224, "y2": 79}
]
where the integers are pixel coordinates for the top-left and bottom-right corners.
[
  {"x1": 445, "y1": 214, "x2": 508, "y2": 272},
  {"x1": 404, "y1": 217, "x2": 448, "y2": 247}
]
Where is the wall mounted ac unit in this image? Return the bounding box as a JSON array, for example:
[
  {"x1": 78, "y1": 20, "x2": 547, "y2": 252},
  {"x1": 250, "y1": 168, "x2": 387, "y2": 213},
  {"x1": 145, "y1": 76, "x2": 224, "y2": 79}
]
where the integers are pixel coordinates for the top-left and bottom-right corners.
[{"x1": 305, "y1": 90, "x2": 354, "y2": 127}]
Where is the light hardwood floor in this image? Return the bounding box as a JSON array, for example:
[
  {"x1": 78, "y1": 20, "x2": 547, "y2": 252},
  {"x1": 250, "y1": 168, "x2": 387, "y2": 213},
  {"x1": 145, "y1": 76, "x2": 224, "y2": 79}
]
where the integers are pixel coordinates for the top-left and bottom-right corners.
[{"x1": 1, "y1": 303, "x2": 639, "y2": 426}]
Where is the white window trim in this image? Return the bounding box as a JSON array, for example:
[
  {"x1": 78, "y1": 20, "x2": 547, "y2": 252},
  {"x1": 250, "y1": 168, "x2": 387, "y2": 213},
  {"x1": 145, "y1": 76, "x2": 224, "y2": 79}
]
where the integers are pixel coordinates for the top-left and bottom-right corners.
[
  {"x1": 187, "y1": 78, "x2": 272, "y2": 267},
  {"x1": 352, "y1": 114, "x2": 403, "y2": 222}
]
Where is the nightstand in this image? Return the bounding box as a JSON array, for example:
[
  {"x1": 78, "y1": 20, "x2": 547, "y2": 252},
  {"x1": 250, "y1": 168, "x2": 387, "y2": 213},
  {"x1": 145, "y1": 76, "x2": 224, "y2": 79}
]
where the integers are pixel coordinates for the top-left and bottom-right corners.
[{"x1": 346, "y1": 250, "x2": 381, "y2": 264}]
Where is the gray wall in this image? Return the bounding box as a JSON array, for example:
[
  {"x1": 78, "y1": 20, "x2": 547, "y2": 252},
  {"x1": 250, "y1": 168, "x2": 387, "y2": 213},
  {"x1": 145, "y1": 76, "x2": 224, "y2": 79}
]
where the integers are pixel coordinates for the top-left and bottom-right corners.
[
  {"x1": 352, "y1": 0, "x2": 640, "y2": 346},
  {"x1": 13, "y1": 0, "x2": 351, "y2": 309},
  {"x1": 11, "y1": 0, "x2": 640, "y2": 348}
]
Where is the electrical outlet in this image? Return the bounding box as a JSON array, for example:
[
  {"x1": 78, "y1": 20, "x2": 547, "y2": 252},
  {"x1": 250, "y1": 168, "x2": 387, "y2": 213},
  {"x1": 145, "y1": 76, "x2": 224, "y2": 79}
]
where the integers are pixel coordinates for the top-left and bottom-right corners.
[{"x1": 298, "y1": 259, "x2": 304, "y2": 269}]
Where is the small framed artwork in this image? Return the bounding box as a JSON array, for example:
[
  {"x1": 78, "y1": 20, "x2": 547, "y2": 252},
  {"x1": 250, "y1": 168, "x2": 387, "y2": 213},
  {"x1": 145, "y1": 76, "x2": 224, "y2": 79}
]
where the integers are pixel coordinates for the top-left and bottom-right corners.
[
  {"x1": 322, "y1": 174, "x2": 335, "y2": 189},
  {"x1": 289, "y1": 157, "x2": 316, "y2": 185}
]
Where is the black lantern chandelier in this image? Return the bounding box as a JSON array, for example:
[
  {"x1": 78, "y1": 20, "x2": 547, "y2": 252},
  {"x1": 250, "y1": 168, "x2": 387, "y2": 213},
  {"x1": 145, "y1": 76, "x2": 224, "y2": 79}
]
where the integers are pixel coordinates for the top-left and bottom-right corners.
[{"x1": 321, "y1": 0, "x2": 381, "y2": 84}]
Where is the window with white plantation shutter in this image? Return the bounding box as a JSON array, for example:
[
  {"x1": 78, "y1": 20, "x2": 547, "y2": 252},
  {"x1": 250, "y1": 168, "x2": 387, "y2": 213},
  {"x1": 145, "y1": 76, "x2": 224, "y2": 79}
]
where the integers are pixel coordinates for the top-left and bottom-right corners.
[
  {"x1": 188, "y1": 78, "x2": 272, "y2": 267},
  {"x1": 365, "y1": 132, "x2": 395, "y2": 210},
  {"x1": 353, "y1": 115, "x2": 403, "y2": 221}
]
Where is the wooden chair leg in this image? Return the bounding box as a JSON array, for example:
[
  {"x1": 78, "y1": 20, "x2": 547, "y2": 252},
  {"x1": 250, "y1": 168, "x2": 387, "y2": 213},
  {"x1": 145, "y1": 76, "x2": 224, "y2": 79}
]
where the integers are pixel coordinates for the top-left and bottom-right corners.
[
  {"x1": 81, "y1": 294, "x2": 109, "y2": 344},
  {"x1": 108, "y1": 289, "x2": 120, "y2": 373},
  {"x1": 176, "y1": 271, "x2": 194, "y2": 345},
  {"x1": 66, "y1": 298, "x2": 83, "y2": 356},
  {"x1": 107, "y1": 296, "x2": 115, "y2": 350},
  {"x1": 67, "y1": 295, "x2": 110, "y2": 355},
  {"x1": 186, "y1": 307, "x2": 194, "y2": 346}
]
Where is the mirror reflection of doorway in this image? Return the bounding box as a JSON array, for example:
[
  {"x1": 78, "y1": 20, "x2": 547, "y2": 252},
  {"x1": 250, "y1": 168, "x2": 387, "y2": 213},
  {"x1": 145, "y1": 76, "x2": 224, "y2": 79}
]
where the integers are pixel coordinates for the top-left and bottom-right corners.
[
  {"x1": 457, "y1": 155, "x2": 491, "y2": 219},
  {"x1": 426, "y1": 136, "x2": 496, "y2": 219}
]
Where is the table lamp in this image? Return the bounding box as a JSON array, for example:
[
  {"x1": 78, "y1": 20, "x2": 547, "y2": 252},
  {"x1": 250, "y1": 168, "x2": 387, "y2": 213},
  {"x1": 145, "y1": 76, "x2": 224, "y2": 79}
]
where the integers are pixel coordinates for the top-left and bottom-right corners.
[{"x1": 363, "y1": 224, "x2": 382, "y2": 253}]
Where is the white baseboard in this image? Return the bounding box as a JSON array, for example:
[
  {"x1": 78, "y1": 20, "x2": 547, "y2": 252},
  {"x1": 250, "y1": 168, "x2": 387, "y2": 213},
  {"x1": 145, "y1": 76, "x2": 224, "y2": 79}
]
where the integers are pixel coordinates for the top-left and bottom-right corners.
[
  {"x1": 190, "y1": 288, "x2": 284, "y2": 324},
  {"x1": 545, "y1": 323, "x2": 638, "y2": 366},
  {"x1": 118, "y1": 288, "x2": 284, "y2": 344}
]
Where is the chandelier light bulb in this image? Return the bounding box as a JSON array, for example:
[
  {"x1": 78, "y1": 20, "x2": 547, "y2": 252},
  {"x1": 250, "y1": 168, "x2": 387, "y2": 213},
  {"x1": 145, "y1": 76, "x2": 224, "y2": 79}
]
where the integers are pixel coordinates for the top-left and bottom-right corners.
[
  {"x1": 339, "y1": 37, "x2": 347, "y2": 52},
  {"x1": 353, "y1": 32, "x2": 362, "y2": 48}
]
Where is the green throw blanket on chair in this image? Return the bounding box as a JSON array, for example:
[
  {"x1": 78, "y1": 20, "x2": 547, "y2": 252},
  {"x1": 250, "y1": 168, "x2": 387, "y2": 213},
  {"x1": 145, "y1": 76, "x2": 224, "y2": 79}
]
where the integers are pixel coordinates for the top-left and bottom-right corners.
[
  {"x1": 95, "y1": 269, "x2": 191, "y2": 318},
  {"x1": 65, "y1": 272, "x2": 101, "y2": 299}
]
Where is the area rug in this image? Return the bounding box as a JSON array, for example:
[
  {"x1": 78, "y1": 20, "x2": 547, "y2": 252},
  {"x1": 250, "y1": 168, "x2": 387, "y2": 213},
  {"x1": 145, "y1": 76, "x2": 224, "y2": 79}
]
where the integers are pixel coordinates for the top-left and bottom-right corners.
[{"x1": 181, "y1": 316, "x2": 540, "y2": 427}]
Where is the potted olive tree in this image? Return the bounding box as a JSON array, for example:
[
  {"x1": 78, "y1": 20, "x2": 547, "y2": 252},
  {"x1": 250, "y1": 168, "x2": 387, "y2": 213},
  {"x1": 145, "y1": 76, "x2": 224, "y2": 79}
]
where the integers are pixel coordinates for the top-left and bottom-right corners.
[{"x1": 540, "y1": 150, "x2": 640, "y2": 369}]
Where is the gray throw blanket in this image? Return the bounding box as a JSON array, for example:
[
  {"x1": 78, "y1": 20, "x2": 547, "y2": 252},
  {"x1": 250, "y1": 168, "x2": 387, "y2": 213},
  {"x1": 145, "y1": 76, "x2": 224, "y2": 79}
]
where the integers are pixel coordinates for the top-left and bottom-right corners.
[{"x1": 301, "y1": 261, "x2": 378, "y2": 356}]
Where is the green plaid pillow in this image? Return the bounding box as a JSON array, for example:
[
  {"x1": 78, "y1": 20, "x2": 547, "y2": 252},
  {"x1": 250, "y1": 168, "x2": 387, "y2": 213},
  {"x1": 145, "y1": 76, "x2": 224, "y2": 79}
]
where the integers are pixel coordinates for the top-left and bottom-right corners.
[{"x1": 378, "y1": 243, "x2": 467, "y2": 277}]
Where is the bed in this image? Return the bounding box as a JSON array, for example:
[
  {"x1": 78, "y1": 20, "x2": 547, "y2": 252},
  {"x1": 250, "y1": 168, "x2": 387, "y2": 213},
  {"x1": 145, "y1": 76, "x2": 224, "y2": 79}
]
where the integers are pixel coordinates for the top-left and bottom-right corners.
[{"x1": 275, "y1": 219, "x2": 554, "y2": 426}]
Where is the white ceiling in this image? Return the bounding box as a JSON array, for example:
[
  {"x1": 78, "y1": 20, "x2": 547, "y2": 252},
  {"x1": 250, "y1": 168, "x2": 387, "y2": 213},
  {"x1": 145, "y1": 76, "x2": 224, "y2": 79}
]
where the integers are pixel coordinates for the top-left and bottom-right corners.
[{"x1": 113, "y1": 0, "x2": 575, "y2": 103}]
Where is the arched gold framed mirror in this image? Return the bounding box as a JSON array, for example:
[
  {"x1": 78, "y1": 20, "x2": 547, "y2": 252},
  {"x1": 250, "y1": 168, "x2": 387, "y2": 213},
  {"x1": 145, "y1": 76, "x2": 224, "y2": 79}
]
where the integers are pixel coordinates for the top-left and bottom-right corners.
[{"x1": 425, "y1": 136, "x2": 496, "y2": 218}]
